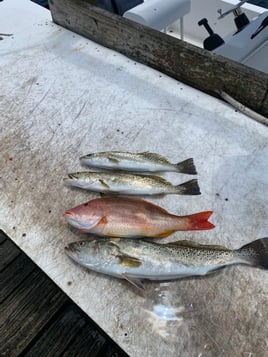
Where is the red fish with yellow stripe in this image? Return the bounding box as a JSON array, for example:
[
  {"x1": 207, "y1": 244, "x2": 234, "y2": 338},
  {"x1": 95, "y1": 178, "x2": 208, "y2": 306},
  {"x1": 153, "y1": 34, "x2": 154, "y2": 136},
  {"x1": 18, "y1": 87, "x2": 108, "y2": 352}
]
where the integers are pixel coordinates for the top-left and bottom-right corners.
[{"x1": 64, "y1": 197, "x2": 215, "y2": 238}]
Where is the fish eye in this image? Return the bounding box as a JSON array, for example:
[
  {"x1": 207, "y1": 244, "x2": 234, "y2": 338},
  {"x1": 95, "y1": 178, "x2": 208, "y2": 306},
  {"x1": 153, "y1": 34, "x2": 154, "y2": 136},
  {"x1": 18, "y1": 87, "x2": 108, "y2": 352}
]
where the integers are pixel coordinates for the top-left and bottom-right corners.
[{"x1": 78, "y1": 241, "x2": 86, "y2": 247}]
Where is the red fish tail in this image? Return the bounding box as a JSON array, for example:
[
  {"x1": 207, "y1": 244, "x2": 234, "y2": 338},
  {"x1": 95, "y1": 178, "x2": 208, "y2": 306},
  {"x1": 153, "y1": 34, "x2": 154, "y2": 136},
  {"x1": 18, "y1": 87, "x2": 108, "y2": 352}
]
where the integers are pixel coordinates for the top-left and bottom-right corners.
[{"x1": 185, "y1": 211, "x2": 215, "y2": 230}]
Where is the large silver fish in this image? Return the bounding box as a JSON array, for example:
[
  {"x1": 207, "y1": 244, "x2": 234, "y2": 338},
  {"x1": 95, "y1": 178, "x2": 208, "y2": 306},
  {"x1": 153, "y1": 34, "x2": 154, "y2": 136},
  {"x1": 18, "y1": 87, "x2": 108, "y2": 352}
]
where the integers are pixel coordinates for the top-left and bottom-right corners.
[
  {"x1": 65, "y1": 237, "x2": 268, "y2": 289},
  {"x1": 64, "y1": 172, "x2": 200, "y2": 196},
  {"x1": 79, "y1": 151, "x2": 197, "y2": 174}
]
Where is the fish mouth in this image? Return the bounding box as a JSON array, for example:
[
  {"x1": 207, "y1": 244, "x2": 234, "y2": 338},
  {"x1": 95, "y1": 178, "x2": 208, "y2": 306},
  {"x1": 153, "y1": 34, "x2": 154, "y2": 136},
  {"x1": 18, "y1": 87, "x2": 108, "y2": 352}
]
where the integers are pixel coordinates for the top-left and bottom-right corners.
[
  {"x1": 64, "y1": 174, "x2": 78, "y2": 182},
  {"x1": 64, "y1": 212, "x2": 80, "y2": 228},
  {"x1": 65, "y1": 245, "x2": 75, "y2": 254},
  {"x1": 80, "y1": 154, "x2": 91, "y2": 159},
  {"x1": 65, "y1": 244, "x2": 95, "y2": 268},
  {"x1": 64, "y1": 244, "x2": 77, "y2": 258},
  {"x1": 64, "y1": 211, "x2": 73, "y2": 217},
  {"x1": 79, "y1": 156, "x2": 91, "y2": 164},
  {"x1": 68, "y1": 173, "x2": 79, "y2": 180},
  {"x1": 64, "y1": 245, "x2": 82, "y2": 263}
]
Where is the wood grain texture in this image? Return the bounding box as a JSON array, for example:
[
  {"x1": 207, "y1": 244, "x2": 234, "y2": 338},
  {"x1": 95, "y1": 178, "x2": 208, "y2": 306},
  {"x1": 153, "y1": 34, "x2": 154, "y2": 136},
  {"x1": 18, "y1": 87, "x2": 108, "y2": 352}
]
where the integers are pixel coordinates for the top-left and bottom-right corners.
[
  {"x1": 0, "y1": 253, "x2": 35, "y2": 304},
  {"x1": 23, "y1": 305, "x2": 87, "y2": 357},
  {"x1": 100, "y1": 342, "x2": 128, "y2": 357},
  {"x1": 48, "y1": 0, "x2": 268, "y2": 116},
  {"x1": 0, "y1": 268, "x2": 68, "y2": 356},
  {"x1": 0, "y1": 239, "x2": 21, "y2": 271},
  {"x1": 61, "y1": 323, "x2": 106, "y2": 357},
  {"x1": 0, "y1": 235, "x2": 128, "y2": 357},
  {"x1": 0, "y1": 231, "x2": 7, "y2": 245}
]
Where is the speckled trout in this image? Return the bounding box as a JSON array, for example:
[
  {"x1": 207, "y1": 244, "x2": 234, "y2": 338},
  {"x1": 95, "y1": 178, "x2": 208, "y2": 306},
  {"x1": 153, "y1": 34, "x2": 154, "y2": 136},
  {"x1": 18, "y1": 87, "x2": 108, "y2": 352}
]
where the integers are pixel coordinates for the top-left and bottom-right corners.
[
  {"x1": 79, "y1": 151, "x2": 197, "y2": 174},
  {"x1": 64, "y1": 197, "x2": 214, "y2": 237},
  {"x1": 64, "y1": 171, "x2": 200, "y2": 196},
  {"x1": 65, "y1": 237, "x2": 268, "y2": 288}
]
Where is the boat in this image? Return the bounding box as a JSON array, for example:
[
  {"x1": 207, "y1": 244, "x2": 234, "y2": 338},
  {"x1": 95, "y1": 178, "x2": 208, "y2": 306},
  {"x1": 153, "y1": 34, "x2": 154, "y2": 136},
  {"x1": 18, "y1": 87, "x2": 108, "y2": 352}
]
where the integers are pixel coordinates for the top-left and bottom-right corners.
[
  {"x1": 123, "y1": 0, "x2": 268, "y2": 74},
  {"x1": 48, "y1": 0, "x2": 268, "y2": 119},
  {"x1": 35, "y1": 0, "x2": 268, "y2": 73}
]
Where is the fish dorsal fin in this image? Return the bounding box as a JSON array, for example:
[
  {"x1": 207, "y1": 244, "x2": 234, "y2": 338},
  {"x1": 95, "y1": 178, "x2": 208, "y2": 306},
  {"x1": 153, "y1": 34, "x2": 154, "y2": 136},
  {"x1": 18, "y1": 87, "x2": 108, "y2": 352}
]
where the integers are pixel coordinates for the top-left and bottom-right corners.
[
  {"x1": 137, "y1": 198, "x2": 169, "y2": 214},
  {"x1": 165, "y1": 240, "x2": 229, "y2": 251},
  {"x1": 121, "y1": 273, "x2": 145, "y2": 290},
  {"x1": 118, "y1": 255, "x2": 142, "y2": 267},
  {"x1": 140, "y1": 152, "x2": 169, "y2": 163},
  {"x1": 144, "y1": 175, "x2": 170, "y2": 184},
  {"x1": 165, "y1": 240, "x2": 197, "y2": 247},
  {"x1": 114, "y1": 196, "x2": 170, "y2": 214}
]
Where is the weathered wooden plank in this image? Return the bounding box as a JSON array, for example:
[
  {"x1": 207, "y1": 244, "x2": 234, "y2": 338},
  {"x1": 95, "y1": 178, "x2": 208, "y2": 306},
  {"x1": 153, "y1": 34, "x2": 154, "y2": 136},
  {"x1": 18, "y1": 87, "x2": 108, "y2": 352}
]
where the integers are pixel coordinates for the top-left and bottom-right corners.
[
  {"x1": 0, "y1": 268, "x2": 68, "y2": 357},
  {"x1": 23, "y1": 304, "x2": 87, "y2": 357},
  {"x1": 61, "y1": 320, "x2": 107, "y2": 357},
  {"x1": 0, "y1": 237, "x2": 126, "y2": 357},
  {"x1": 48, "y1": 0, "x2": 268, "y2": 116},
  {"x1": 0, "y1": 252, "x2": 35, "y2": 304},
  {"x1": 100, "y1": 342, "x2": 130, "y2": 357},
  {"x1": 0, "y1": 230, "x2": 7, "y2": 244},
  {"x1": 0, "y1": 239, "x2": 21, "y2": 271}
]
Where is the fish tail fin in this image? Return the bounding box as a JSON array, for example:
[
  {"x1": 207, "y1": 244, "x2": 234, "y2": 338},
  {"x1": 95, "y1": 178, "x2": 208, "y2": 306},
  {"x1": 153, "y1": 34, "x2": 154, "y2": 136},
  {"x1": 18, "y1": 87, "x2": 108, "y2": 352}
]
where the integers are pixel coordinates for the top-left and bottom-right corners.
[
  {"x1": 236, "y1": 238, "x2": 268, "y2": 269},
  {"x1": 175, "y1": 179, "x2": 201, "y2": 195},
  {"x1": 185, "y1": 211, "x2": 215, "y2": 230},
  {"x1": 175, "y1": 158, "x2": 197, "y2": 175}
]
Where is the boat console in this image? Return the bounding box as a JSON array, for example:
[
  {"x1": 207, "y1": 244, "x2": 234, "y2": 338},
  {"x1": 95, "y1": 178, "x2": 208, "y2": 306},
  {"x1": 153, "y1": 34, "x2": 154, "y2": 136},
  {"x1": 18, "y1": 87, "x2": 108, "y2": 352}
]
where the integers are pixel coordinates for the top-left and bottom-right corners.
[
  {"x1": 214, "y1": 3, "x2": 268, "y2": 73},
  {"x1": 95, "y1": 0, "x2": 268, "y2": 73}
]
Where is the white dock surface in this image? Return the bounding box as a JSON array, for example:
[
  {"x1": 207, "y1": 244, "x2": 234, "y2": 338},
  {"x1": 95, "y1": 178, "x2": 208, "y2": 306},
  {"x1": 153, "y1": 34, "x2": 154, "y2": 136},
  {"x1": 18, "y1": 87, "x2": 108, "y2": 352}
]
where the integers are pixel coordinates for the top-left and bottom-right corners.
[{"x1": 1, "y1": 1, "x2": 267, "y2": 356}]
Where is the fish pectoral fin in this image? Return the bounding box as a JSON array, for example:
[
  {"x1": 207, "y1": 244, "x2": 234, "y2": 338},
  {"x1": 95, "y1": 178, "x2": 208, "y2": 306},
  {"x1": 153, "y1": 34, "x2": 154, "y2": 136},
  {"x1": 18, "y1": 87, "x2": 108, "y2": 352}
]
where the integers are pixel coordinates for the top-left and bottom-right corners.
[
  {"x1": 121, "y1": 273, "x2": 145, "y2": 290},
  {"x1": 99, "y1": 179, "x2": 110, "y2": 189},
  {"x1": 107, "y1": 155, "x2": 120, "y2": 163},
  {"x1": 99, "y1": 216, "x2": 108, "y2": 225},
  {"x1": 118, "y1": 255, "x2": 142, "y2": 267}
]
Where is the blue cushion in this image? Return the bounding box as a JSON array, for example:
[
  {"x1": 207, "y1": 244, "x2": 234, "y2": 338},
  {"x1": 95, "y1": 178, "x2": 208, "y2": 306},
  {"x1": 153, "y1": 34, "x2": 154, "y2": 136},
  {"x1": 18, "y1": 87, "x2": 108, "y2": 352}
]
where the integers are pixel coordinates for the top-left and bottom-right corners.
[
  {"x1": 97, "y1": 0, "x2": 144, "y2": 15},
  {"x1": 114, "y1": 0, "x2": 143, "y2": 15},
  {"x1": 97, "y1": 0, "x2": 116, "y2": 13}
]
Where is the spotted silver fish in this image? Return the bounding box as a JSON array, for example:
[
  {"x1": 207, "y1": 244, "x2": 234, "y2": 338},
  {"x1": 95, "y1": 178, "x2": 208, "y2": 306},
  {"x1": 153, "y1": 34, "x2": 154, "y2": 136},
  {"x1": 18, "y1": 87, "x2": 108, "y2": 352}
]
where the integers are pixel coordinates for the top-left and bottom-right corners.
[
  {"x1": 65, "y1": 237, "x2": 268, "y2": 289},
  {"x1": 64, "y1": 171, "x2": 200, "y2": 196},
  {"x1": 79, "y1": 151, "x2": 197, "y2": 174}
]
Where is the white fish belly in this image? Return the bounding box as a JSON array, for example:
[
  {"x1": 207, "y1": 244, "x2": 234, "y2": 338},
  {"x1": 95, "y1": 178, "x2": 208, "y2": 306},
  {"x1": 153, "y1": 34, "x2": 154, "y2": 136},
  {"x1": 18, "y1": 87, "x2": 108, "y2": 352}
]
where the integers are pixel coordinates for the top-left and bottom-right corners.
[{"x1": 94, "y1": 262, "x2": 227, "y2": 281}]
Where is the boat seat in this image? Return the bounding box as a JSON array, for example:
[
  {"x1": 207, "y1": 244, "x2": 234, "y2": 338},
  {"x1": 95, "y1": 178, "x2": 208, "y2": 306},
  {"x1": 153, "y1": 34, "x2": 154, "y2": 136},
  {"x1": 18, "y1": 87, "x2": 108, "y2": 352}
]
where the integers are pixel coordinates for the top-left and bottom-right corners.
[
  {"x1": 214, "y1": 11, "x2": 268, "y2": 73},
  {"x1": 123, "y1": 0, "x2": 191, "y2": 39}
]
